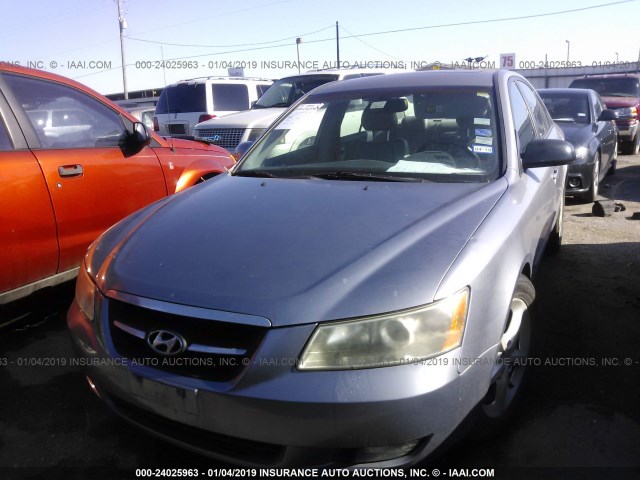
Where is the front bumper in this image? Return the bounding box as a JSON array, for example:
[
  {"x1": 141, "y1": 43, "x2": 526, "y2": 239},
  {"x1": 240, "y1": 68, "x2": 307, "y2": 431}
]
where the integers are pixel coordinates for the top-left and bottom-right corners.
[
  {"x1": 616, "y1": 122, "x2": 637, "y2": 140},
  {"x1": 68, "y1": 299, "x2": 495, "y2": 468},
  {"x1": 565, "y1": 160, "x2": 595, "y2": 195}
]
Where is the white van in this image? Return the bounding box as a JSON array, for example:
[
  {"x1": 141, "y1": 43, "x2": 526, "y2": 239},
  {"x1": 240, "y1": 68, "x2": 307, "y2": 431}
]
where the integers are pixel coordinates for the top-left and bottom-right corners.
[
  {"x1": 153, "y1": 77, "x2": 273, "y2": 137},
  {"x1": 193, "y1": 69, "x2": 403, "y2": 152}
]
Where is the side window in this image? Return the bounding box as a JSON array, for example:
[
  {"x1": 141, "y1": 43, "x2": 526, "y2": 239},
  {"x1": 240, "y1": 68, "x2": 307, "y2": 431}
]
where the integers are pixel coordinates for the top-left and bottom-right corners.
[
  {"x1": 256, "y1": 84, "x2": 270, "y2": 98},
  {"x1": 509, "y1": 82, "x2": 536, "y2": 154},
  {"x1": 0, "y1": 118, "x2": 13, "y2": 150},
  {"x1": 517, "y1": 82, "x2": 550, "y2": 136},
  {"x1": 4, "y1": 74, "x2": 126, "y2": 149},
  {"x1": 340, "y1": 99, "x2": 369, "y2": 137},
  {"x1": 594, "y1": 94, "x2": 604, "y2": 119}
]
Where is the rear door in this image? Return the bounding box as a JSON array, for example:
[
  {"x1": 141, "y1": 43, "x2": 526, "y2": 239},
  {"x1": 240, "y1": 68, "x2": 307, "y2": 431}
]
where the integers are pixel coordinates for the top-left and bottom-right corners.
[
  {"x1": 0, "y1": 90, "x2": 58, "y2": 297},
  {"x1": 1, "y1": 72, "x2": 168, "y2": 274}
]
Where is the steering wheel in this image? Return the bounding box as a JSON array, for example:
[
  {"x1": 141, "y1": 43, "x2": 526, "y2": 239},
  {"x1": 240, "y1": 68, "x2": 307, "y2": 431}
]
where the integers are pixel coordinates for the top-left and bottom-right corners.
[{"x1": 417, "y1": 138, "x2": 481, "y2": 169}]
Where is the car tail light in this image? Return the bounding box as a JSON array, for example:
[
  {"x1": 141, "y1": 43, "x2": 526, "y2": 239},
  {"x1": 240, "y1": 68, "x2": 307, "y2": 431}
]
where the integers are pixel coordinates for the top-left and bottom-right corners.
[
  {"x1": 153, "y1": 116, "x2": 159, "y2": 131},
  {"x1": 198, "y1": 114, "x2": 216, "y2": 123}
]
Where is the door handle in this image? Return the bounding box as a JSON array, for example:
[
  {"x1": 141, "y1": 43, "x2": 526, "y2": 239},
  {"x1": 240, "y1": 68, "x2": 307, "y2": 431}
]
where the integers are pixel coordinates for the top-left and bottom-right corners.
[{"x1": 58, "y1": 164, "x2": 83, "y2": 178}]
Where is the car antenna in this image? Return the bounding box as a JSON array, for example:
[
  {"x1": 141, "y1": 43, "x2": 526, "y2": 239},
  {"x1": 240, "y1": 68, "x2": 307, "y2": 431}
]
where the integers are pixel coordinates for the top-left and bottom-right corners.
[{"x1": 161, "y1": 46, "x2": 175, "y2": 152}]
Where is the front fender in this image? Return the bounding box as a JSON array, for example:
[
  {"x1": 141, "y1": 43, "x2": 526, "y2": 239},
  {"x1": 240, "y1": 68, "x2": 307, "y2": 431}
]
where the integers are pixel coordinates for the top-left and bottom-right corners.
[{"x1": 175, "y1": 157, "x2": 234, "y2": 193}]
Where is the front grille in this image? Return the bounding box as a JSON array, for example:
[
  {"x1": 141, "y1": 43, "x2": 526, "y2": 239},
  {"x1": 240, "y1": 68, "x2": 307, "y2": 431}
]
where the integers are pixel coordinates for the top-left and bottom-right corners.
[
  {"x1": 106, "y1": 393, "x2": 285, "y2": 465},
  {"x1": 197, "y1": 128, "x2": 246, "y2": 150},
  {"x1": 108, "y1": 299, "x2": 265, "y2": 382}
]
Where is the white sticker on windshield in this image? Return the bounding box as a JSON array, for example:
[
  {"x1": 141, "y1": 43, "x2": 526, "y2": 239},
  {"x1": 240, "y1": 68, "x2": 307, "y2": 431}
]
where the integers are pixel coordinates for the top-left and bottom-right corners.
[
  {"x1": 276, "y1": 103, "x2": 324, "y2": 130},
  {"x1": 474, "y1": 136, "x2": 493, "y2": 145},
  {"x1": 473, "y1": 145, "x2": 493, "y2": 154},
  {"x1": 370, "y1": 101, "x2": 387, "y2": 109},
  {"x1": 475, "y1": 118, "x2": 491, "y2": 125}
]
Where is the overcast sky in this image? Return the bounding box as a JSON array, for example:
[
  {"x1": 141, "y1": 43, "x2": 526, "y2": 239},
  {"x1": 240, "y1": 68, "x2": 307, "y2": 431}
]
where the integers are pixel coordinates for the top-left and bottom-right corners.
[{"x1": 2, "y1": 0, "x2": 638, "y2": 94}]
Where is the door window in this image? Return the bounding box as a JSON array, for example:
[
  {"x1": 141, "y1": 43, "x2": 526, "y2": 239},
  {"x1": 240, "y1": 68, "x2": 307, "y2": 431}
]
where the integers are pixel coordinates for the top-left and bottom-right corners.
[
  {"x1": 509, "y1": 82, "x2": 536, "y2": 154},
  {"x1": 5, "y1": 73, "x2": 126, "y2": 149}
]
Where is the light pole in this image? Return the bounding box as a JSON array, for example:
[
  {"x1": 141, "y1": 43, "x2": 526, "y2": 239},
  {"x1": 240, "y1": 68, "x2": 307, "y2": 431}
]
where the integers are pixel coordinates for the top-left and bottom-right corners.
[
  {"x1": 296, "y1": 38, "x2": 301, "y2": 73},
  {"x1": 565, "y1": 40, "x2": 570, "y2": 63},
  {"x1": 117, "y1": 0, "x2": 128, "y2": 99},
  {"x1": 616, "y1": 52, "x2": 619, "y2": 62}
]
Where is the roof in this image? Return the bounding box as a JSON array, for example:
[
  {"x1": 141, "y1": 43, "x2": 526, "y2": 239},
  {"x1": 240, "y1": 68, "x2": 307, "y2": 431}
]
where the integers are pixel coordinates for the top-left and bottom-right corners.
[{"x1": 307, "y1": 69, "x2": 502, "y2": 95}]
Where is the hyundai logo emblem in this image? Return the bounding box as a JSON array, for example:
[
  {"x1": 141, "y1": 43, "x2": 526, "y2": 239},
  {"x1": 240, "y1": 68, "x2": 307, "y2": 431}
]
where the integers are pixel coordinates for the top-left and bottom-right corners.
[
  {"x1": 211, "y1": 134, "x2": 221, "y2": 142},
  {"x1": 147, "y1": 330, "x2": 187, "y2": 356}
]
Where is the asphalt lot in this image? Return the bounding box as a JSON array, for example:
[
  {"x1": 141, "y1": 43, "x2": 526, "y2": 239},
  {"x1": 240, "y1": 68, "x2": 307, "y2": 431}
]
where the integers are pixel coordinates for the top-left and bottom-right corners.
[{"x1": 1, "y1": 154, "x2": 639, "y2": 480}]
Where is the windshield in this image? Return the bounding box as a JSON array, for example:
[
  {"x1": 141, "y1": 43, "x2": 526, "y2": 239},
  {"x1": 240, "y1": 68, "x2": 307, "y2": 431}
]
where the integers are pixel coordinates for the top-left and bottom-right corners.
[
  {"x1": 236, "y1": 87, "x2": 501, "y2": 183},
  {"x1": 571, "y1": 78, "x2": 640, "y2": 97},
  {"x1": 540, "y1": 93, "x2": 591, "y2": 124},
  {"x1": 252, "y1": 74, "x2": 339, "y2": 109}
]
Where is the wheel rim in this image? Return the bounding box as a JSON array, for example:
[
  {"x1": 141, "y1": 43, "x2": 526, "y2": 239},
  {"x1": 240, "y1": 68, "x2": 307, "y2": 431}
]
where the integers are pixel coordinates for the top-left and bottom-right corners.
[
  {"x1": 558, "y1": 197, "x2": 564, "y2": 240},
  {"x1": 482, "y1": 298, "x2": 531, "y2": 419},
  {"x1": 592, "y1": 159, "x2": 600, "y2": 197}
]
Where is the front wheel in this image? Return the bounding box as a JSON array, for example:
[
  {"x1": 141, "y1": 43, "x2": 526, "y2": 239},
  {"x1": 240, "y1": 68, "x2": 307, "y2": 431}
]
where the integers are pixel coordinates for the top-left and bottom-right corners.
[
  {"x1": 578, "y1": 154, "x2": 600, "y2": 203},
  {"x1": 469, "y1": 274, "x2": 535, "y2": 438}
]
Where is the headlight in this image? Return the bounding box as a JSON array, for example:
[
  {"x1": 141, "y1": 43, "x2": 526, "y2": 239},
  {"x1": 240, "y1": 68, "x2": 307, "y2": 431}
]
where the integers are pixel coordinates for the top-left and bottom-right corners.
[
  {"x1": 75, "y1": 262, "x2": 97, "y2": 321},
  {"x1": 617, "y1": 107, "x2": 638, "y2": 120},
  {"x1": 575, "y1": 146, "x2": 588, "y2": 160},
  {"x1": 299, "y1": 289, "x2": 469, "y2": 370}
]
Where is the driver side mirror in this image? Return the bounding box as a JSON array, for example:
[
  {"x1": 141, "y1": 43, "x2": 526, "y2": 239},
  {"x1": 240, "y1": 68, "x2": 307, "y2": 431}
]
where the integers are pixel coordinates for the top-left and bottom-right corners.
[
  {"x1": 598, "y1": 109, "x2": 618, "y2": 122},
  {"x1": 121, "y1": 122, "x2": 151, "y2": 157},
  {"x1": 522, "y1": 139, "x2": 575, "y2": 168}
]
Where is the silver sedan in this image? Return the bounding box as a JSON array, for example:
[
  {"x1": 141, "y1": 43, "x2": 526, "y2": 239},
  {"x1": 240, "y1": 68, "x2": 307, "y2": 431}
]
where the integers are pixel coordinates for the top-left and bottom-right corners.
[{"x1": 68, "y1": 69, "x2": 574, "y2": 467}]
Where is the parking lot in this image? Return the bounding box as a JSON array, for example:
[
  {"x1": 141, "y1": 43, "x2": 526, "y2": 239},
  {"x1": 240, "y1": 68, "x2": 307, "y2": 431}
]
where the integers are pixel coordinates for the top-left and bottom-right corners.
[{"x1": 0, "y1": 153, "x2": 638, "y2": 479}]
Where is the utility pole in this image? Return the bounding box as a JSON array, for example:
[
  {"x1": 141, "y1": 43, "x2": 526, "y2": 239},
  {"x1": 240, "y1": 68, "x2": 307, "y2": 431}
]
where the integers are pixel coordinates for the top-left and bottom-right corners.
[
  {"x1": 565, "y1": 40, "x2": 570, "y2": 63},
  {"x1": 336, "y1": 21, "x2": 340, "y2": 69},
  {"x1": 296, "y1": 38, "x2": 301, "y2": 73},
  {"x1": 117, "y1": 0, "x2": 128, "y2": 99}
]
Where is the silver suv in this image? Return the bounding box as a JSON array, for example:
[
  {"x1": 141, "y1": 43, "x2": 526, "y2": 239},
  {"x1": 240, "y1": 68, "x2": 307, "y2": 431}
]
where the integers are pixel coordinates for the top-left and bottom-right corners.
[
  {"x1": 153, "y1": 77, "x2": 273, "y2": 137},
  {"x1": 193, "y1": 69, "x2": 400, "y2": 153}
]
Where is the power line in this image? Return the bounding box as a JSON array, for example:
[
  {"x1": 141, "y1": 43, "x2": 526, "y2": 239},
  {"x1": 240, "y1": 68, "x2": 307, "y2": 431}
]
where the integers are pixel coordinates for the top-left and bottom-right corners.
[
  {"x1": 338, "y1": 25, "x2": 401, "y2": 61},
  {"x1": 72, "y1": 0, "x2": 636, "y2": 80},
  {"x1": 127, "y1": 25, "x2": 335, "y2": 49}
]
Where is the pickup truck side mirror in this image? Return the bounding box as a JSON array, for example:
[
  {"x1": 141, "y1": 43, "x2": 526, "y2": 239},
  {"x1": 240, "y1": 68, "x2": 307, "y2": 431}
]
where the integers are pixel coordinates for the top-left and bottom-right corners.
[
  {"x1": 522, "y1": 139, "x2": 575, "y2": 168},
  {"x1": 121, "y1": 122, "x2": 151, "y2": 157}
]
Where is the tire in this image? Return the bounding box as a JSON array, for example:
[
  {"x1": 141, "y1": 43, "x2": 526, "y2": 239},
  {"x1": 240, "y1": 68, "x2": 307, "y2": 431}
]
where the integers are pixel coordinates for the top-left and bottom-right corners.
[
  {"x1": 621, "y1": 133, "x2": 640, "y2": 156},
  {"x1": 469, "y1": 274, "x2": 535, "y2": 439},
  {"x1": 578, "y1": 154, "x2": 600, "y2": 204},
  {"x1": 546, "y1": 195, "x2": 564, "y2": 256}
]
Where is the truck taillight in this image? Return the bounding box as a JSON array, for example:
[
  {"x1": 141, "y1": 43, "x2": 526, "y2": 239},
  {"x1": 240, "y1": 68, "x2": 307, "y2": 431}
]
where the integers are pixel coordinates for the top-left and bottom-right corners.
[
  {"x1": 153, "y1": 116, "x2": 159, "y2": 131},
  {"x1": 198, "y1": 114, "x2": 216, "y2": 123}
]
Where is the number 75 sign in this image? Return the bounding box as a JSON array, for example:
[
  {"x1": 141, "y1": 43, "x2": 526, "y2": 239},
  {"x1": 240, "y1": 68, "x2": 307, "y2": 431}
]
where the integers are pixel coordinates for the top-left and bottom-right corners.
[{"x1": 500, "y1": 53, "x2": 516, "y2": 69}]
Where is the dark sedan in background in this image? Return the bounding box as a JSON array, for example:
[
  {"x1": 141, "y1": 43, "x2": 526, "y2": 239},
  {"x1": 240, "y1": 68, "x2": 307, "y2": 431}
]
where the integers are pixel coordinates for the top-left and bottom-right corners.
[{"x1": 538, "y1": 88, "x2": 618, "y2": 203}]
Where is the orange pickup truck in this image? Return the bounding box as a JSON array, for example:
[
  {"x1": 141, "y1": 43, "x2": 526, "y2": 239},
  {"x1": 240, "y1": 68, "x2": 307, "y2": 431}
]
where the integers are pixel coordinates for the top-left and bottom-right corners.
[{"x1": 0, "y1": 65, "x2": 234, "y2": 308}]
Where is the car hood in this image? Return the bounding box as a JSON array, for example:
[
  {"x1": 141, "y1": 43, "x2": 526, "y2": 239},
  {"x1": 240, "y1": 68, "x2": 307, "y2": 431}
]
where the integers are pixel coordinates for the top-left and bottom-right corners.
[
  {"x1": 601, "y1": 96, "x2": 639, "y2": 109},
  {"x1": 157, "y1": 136, "x2": 228, "y2": 152},
  {"x1": 195, "y1": 108, "x2": 286, "y2": 130},
  {"x1": 97, "y1": 176, "x2": 507, "y2": 326},
  {"x1": 556, "y1": 123, "x2": 593, "y2": 147}
]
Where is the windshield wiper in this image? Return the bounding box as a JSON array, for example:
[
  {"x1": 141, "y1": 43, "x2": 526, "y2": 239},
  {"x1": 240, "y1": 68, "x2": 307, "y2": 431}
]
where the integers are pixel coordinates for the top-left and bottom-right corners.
[
  {"x1": 265, "y1": 102, "x2": 291, "y2": 108},
  {"x1": 310, "y1": 172, "x2": 424, "y2": 183},
  {"x1": 233, "y1": 169, "x2": 278, "y2": 178}
]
